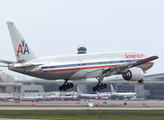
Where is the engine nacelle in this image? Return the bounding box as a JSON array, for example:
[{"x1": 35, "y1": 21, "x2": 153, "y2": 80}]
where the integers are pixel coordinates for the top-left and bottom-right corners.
[{"x1": 122, "y1": 67, "x2": 144, "y2": 81}]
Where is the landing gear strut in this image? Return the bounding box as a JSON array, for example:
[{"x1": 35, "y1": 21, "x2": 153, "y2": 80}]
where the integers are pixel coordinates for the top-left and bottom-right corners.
[
  {"x1": 59, "y1": 80, "x2": 74, "y2": 91},
  {"x1": 92, "y1": 77, "x2": 107, "y2": 91}
]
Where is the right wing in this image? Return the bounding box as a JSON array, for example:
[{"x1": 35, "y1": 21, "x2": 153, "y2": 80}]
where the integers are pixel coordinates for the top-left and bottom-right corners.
[
  {"x1": 102, "y1": 56, "x2": 159, "y2": 75},
  {"x1": 85, "y1": 56, "x2": 159, "y2": 79}
]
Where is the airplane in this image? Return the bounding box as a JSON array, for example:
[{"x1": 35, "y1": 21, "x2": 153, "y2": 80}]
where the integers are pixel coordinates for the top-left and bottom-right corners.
[
  {"x1": 60, "y1": 94, "x2": 79, "y2": 101},
  {"x1": 43, "y1": 94, "x2": 61, "y2": 101},
  {"x1": 61, "y1": 91, "x2": 77, "y2": 96},
  {"x1": 0, "y1": 95, "x2": 14, "y2": 101},
  {"x1": 21, "y1": 96, "x2": 43, "y2": 102},
  {"x1": 98, "y1": 92, "x2": 112, "y2": 98},
  {"x1": 110, "y1": 84, "x2": 137, "y2": 99},
  {"x1": 0, "y1": 22, "x2": 159, "y2": 92},
  {"x1": 77, "y1": 86, "x2": 99, "y2": 99},
  {"x1": 44, "y1": 93, "x2": 78, "y2": 101},
  {"x1": 77, "y1": 86, "x2": 111, "y2": 100}
]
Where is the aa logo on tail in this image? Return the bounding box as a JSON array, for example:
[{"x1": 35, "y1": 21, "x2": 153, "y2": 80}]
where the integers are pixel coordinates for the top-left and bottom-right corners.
[{"x1": 17, "y1": 40, "x2": 29, "y2": 55}]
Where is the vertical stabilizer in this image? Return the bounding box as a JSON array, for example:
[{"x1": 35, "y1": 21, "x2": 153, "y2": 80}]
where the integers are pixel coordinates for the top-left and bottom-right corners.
[
  {"x1": 77, "y1": 86, "x2": 82, "y2": 95},
  {"x1": 7, "y1": 22, "x2": 36, "y2": 62},
  {"x1": 110, "y1": 84, "x2": 116, "y2": 94}
]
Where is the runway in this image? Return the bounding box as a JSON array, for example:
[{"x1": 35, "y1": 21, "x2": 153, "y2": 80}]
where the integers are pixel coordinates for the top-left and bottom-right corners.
[
  {"x1": 0, "y1": 100, "x2": 164, "y2": 110},
  {"x1": 0, "y1": 106, "x2": 164, "y2": 110}
]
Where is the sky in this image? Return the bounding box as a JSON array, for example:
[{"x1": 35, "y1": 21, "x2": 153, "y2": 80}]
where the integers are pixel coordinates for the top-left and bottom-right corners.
[{"x1": 0, "y1": 0, "x2": 163, "y2": 80}]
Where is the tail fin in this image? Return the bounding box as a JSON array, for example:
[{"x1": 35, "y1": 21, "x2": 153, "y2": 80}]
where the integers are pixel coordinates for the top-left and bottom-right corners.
[
  {"x1": 7, "y1": 22, "x2": 36, "y2": 62},
  {"x1": 110, "y1": 84, "x2": 116, "y2": 94}
]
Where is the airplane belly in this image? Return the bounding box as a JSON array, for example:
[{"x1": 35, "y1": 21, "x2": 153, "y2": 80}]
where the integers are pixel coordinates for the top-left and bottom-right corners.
[
  {"x1": 30, "y1": 70, "x2": 77, "y2": 80},
  {"x1": 10, "y1": 67, "x2": 76, "y2": 80},
  {"x1": 69, "y1": 70, "x2": 84, "y2": 80},
  {"x1": 69, "y1": 69, "x2": 97, "y2": 80}
]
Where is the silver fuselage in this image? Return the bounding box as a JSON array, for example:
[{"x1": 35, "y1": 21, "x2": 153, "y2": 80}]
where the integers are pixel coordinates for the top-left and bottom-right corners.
[{"x1": 8, "y1": 50, "x2": 153, "y2": 80}]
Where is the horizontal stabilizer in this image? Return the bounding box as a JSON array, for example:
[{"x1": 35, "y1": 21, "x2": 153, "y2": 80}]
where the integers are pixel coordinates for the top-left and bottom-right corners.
[
  {"x1": 0, "y1": 65, "x2": 8, "y2": 67},
  {"x1": 13, "y1": 63, "x2": 44, "y2": 68},
  {"x1": 0, "y1": 59, "x2": 16, "y2": 64}
]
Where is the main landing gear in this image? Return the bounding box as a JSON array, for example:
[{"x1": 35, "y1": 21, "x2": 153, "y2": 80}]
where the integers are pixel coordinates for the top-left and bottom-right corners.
[
  {"x1": 59, "y1": 80, "x2": 74, "y2": 91},
  {"x1": 92, "y1": 81, "x2": 107, "y2": 91},
  {"x1": 92, "y1": 77, "x2": 107, "y2": 91}
]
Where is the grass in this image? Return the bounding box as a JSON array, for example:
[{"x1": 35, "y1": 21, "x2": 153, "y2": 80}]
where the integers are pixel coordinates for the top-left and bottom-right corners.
[{"x1": 0, "y1": 110, "x2": 164, "y2": 120}]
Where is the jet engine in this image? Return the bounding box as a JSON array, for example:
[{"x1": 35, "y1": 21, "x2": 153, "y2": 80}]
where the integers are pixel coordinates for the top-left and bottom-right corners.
[{"x1": 122, "y1": 67, "x2": 144, "y2": 81}]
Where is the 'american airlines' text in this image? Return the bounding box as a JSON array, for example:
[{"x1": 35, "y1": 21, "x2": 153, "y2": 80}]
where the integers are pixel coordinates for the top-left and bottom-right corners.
[{"x1": 125, "y1": 54, "x2": 145, "y2": 59}]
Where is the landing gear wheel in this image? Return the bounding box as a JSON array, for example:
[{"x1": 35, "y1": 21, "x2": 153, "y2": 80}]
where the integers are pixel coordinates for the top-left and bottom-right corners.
[
  {"x1": 70, "y1": 83, "x2": 73, "y2": 88},
  {"x1": 59, "y1": 86, "x2": 63, "y2": 91},
  {"x1": 58, "y1": 80, "x2": 74, "y2": 91},
  {"x1": 63, "y1": 85, "x2": 67, "y2": 91},
  {"x1": 92, "y1": 86, "x2": 96, "y2": 91},
  {"x1": 96, "y1": 85, "x2": 101, "y2": 91},
  {"x1": 103, "y1": 83, "x2": 107, "y2": 88},
  {"x1": 66, "y1": 83, "x2": 70, "y2": 89},
  {"x1": 100, "y1": 84, "x2": 104, "y2": 90},
  {"x1": 92, "y1": 81, "x2": 108, "y2": 91},
  {"x1": 138, "y1": 79, "x2": 144, "y2": 83}
]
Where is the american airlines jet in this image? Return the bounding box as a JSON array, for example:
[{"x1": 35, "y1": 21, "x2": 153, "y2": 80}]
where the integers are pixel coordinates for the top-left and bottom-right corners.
[
  {"x1": 77, "y1": 86, "x2": 99, "y2": 99},
  {"x1": 77, "y1": 86, "x2": 111, "y2": 99},
  {"x1": 0, "y1": 22, "x2": 158, "y2": 91},
  {"x1": 110, "y1": 84, "x2": 136, "y2": 98}
]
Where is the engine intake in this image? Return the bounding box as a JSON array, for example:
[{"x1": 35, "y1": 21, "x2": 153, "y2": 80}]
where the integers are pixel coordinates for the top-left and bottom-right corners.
[{"x1": 122, "y1": 67, "x2": 144, "y2": 81}]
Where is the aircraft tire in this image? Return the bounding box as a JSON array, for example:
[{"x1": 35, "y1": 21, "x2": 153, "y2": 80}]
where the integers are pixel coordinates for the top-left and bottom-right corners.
[
  {"x1": 97, "y1": 86, "x2": 101, "y2": 91},
  {"x1": 67, "y1": 85, "x2": 70, "y2": 89},
  {"x1": 100, "y1": 84, "x2": 104, "y2": 90},
  {"x1": 70, "y1": 83, "x2": 73, "y2": 88},
  {"x1": 67, "y1": 83, "x2": 70, "y2": 89},
  {"x1": 59, "y1": 86, "x2": 63, "y2": 91},
  {"x1": 138, "y1": 79, "x2": 144, "y2": 83},
  {"x1": 103, "y1": 83, "x2": 107, "y2": 88},
  {"x1": 63, "y1": 85, "x2": 67, "y2": 91},
  {"x1": 92, "y1": 86, "x2": 96, "y2": 91},
  {"x1": 63, "y1": 87, "x2": 67, "y2": 91}
]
